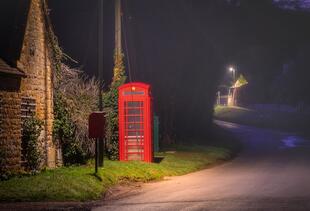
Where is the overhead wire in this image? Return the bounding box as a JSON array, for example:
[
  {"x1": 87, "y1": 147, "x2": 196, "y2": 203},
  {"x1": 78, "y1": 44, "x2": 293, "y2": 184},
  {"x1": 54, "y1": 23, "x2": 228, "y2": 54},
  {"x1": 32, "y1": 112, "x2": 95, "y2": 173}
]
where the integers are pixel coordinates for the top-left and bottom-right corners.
[
  {"x1": 121, "y1": 0, "x2": 144, "y2": 159},
  {"x1": 121, "y1": 0, "x2": 134, "y2": 83}
]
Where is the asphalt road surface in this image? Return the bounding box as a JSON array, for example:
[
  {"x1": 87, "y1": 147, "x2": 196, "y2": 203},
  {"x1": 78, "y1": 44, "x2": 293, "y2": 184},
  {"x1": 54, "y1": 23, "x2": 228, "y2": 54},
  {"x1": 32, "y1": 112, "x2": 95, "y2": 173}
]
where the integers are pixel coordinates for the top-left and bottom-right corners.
[{"x1": 94, "y1": 120, "x2": 310, "y2": 211}]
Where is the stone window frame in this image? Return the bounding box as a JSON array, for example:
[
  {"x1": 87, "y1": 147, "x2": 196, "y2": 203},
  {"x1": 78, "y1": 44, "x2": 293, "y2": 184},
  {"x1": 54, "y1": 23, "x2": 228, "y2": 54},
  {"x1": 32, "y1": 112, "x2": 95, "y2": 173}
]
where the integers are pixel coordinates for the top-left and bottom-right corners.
[{"x1": 21, "y1": 97, "x2": 36, "y2": 122}]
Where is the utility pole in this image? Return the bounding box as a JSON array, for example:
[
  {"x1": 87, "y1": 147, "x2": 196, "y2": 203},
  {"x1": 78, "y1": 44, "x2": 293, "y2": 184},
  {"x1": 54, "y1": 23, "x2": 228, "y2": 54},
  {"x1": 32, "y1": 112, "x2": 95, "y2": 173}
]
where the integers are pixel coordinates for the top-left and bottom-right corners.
[
  {"x1": 115, "y1": 0, "x2": 122, "y2": 61},
  {"x1": 98, "y1": 0, "x2": 104, "y2": 167},
  {"x1": 112, "y1": 0, "x2": 123, "y2": 83}
]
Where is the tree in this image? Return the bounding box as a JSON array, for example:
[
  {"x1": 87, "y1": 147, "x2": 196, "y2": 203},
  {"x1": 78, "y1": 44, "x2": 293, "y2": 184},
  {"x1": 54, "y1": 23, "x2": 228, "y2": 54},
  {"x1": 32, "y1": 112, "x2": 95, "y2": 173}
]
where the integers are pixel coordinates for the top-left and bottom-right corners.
[{"x1": 231, "y1": 74, "x2": 248, "y2": 106}]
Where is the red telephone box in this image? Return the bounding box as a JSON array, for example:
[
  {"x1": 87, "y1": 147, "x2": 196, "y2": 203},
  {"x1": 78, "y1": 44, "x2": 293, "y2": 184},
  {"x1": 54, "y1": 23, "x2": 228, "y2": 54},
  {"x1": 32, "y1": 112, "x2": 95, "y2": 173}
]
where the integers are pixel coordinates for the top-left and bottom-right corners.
[{"x1": 118, "y1": 82, "x2": 153, "y2": 162}]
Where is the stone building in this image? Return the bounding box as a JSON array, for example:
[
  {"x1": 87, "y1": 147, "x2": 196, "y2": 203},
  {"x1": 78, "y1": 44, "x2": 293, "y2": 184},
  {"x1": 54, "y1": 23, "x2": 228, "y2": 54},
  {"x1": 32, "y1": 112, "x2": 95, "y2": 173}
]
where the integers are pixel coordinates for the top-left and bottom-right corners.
[{"x1": 0, "y1": 0, "x2": 56, "y2": 172}]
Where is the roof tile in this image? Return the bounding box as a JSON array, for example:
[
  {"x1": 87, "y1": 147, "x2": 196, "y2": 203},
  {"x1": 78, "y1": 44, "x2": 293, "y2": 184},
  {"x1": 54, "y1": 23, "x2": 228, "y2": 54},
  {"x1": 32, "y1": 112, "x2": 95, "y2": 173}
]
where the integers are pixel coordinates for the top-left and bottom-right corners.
[{"x1": 0, "y1": 58, "x2": 25, "y2": 77}]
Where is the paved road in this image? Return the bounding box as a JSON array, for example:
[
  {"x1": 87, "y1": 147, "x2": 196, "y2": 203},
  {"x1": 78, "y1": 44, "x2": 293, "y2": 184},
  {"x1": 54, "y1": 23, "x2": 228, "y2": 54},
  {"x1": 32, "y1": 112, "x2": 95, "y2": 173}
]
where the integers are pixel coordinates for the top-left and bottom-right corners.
[{"x1": 94, "y1": 120, "x2": 310, "y2": 211}]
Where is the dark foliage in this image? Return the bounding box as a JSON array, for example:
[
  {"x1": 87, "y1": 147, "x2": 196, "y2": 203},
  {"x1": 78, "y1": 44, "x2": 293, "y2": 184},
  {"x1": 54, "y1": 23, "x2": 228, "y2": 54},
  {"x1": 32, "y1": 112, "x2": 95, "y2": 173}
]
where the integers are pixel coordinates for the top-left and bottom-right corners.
[
  {"x1": 21, "y1": 116, "x2": 43, "y2": 172},
  {"x1": 53, "y1": 93, "x2": 87, "y2": 165},
  {"x1": 103, "y1": 53, "x2": 126, "y2": 160},
  {"x1": 53, "y1": 65, "x2": 99, "y2": 165},
  {"x1": 0, "y1": 148, "x2": 8, "y2": 180}
]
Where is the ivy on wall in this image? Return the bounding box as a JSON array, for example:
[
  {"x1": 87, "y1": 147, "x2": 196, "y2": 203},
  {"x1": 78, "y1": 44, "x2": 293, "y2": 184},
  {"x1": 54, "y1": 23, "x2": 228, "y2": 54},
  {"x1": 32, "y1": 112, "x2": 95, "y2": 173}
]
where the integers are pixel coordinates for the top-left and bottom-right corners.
[
  {"x1": 21, "y1": 116, "x2": 43, "y2": 172},
  {"x1": 104, "y1": 52, "x2": 126, "y2": 160}
]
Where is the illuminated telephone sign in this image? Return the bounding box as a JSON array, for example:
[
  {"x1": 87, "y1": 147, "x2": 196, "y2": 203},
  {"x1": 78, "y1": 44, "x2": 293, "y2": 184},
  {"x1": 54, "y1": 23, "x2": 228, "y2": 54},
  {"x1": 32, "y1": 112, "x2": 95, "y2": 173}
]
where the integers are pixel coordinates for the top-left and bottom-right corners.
[{"x1": 118, "y1": 82, "x2": 153, "y2": 162}]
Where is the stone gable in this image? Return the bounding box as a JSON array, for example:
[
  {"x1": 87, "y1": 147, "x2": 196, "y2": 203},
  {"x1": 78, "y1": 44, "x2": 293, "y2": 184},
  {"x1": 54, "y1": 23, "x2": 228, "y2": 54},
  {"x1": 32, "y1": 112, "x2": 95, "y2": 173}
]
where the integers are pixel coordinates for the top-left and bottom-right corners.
[
  {"x1": 0, "y1": 0, "x2": 56, "y2": 172},
  {"x1": 18, "y1": 0, "x2": 55, "y2": 168}
]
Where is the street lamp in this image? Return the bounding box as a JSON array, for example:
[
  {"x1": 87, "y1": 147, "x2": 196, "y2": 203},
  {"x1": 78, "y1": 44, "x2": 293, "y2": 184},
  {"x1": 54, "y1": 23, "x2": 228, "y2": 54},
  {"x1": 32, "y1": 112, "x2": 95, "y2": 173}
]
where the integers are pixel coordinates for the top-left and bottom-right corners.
[{"x1": 229, "y1": 66, "x2": 236, "y2": 82}]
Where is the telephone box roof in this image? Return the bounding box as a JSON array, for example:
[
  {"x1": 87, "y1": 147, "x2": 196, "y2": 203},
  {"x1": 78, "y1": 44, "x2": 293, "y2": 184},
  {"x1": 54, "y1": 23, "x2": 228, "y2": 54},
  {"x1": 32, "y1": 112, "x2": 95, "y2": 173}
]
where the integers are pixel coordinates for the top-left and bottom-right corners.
[{"x1": 118, "y1": 82, "x2": 151, "y2": 90}]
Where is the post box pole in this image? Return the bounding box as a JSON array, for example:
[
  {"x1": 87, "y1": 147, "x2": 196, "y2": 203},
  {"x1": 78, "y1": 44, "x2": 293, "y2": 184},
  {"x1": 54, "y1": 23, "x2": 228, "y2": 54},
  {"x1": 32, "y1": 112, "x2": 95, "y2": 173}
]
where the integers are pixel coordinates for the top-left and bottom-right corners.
[
  {"x1": 89, "y1": 112, "x2": 105, "y2": 173},
  {"x1": 99, "y1": 138, "x2": 104, "y2": 167},
  {"x1": 95, "y1": 138, "x2": 99, "y2": 174}
]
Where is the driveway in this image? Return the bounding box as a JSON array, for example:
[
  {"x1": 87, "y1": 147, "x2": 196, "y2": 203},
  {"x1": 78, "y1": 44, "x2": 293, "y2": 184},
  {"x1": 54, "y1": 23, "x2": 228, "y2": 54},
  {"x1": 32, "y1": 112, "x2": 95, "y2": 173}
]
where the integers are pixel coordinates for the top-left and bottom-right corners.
[{"x1": 94, "y1": 120, "x2": 310, "y2": 211}]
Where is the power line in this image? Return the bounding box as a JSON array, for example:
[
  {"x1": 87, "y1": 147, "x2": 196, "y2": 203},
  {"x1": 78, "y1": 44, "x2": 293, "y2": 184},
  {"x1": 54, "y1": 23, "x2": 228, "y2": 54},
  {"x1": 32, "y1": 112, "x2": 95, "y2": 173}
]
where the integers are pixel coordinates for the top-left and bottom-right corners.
[{"x1": 121, "y1": 0, "x2": 133, "y2": 82}]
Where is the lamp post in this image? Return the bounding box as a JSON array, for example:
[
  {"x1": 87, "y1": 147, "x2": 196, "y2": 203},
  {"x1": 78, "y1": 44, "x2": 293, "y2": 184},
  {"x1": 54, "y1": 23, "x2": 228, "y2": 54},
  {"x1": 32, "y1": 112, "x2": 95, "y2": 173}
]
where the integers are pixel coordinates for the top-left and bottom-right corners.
[
  {"x1": 228, "y1": 66, "x2": 236, "y2": 106},
  {"x1": 229, "y1": 67, "x2": 236, "y2": 82}
]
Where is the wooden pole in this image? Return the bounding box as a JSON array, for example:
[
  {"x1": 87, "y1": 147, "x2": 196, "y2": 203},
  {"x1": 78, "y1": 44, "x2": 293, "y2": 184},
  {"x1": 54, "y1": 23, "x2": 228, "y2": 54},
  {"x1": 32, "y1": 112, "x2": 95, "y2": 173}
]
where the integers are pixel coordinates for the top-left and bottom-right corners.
[
  {"x1": 115, "y1": 0, "x2": 122, "y2": 59},
  {"x1": 98, "y1": 0, "x2": 104, "y2": 167},
  {"x1": 113, "y1": 0, "x2": 123, "y2": 83}
]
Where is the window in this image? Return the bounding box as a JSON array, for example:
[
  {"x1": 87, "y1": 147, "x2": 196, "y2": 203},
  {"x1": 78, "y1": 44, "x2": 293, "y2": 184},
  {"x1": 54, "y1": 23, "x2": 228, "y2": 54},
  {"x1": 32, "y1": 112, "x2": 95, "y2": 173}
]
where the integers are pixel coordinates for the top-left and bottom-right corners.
[
  {"x1": 21, "y1": 97, "x2": 36, "y2": 123},
  {"x1": 124, "y1": 101, "x2": 144, "y2": 137}
]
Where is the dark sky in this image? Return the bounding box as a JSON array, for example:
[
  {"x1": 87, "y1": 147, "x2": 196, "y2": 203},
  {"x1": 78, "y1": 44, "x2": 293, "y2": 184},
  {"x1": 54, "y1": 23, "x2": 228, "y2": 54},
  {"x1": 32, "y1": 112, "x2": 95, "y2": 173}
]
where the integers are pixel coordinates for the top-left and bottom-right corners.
[
  {"x1": 48, "y1": 0, "x2": 310, "y2": 83},
  {"x1": 1, "y1": 0, "x2": 309, "y2": 138},
  {"x1": 47, "y1": 0, "x2": 310, "y2": 138},
  {"x1": 50, "y1": 3, "x2": 309, "y2": 85},
  {"x1": 49, "y1": 0, "x2": 113, "y2": 79}
]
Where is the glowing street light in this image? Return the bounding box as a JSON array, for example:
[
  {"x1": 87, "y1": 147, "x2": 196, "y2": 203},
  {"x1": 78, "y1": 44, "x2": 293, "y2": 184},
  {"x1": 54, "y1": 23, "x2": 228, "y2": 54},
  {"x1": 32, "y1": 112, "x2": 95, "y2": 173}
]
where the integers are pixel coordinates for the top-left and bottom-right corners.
[{"x1": 229, "y1": 66, "x2": 236, "y2": 82}]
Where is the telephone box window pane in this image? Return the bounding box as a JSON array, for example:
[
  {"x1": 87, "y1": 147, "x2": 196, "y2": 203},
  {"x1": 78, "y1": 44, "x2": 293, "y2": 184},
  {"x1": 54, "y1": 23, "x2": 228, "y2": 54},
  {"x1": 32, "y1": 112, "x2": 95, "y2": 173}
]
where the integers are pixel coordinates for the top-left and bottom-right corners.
[
  {"x1": 126, "y1": 101, "x2": 143, "y2": 107},
  {"x1": 128, "y1": 109, "x2": 142, "y2": 115},
  {"x1": 128, "y1": 131, "x2": 144, "y2": 136},
  {"x1": 127, "y1": 123, "x2": 143, "y2": 130},
  {"x1": 128, "y1": 116, "x2": 142, "y2": 122},
  {"x1": 123, "y1": 91, "x2": 145, "y2": 96}
]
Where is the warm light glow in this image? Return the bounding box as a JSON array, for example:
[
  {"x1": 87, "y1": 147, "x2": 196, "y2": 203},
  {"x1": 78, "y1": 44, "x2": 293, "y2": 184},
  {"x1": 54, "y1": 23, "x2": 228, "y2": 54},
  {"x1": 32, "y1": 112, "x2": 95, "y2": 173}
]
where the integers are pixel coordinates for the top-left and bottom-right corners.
[
  {"x1": 229, "y1": 67, "x2": 235, "y2": 72},
  {"x1": 131, "y1": 86, "x2": 136, "y2": 91}
]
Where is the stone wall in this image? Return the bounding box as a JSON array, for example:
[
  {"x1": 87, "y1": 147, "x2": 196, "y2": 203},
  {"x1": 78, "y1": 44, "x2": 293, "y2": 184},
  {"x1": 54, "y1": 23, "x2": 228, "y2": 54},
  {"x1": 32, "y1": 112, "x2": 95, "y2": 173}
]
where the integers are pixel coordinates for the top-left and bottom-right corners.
[
  {"x1": 17, "y1": 0, "x2": 55, "y2": 168},
  {"x1": 0, "y1": 87, "x2": 22, "y2": 172}
]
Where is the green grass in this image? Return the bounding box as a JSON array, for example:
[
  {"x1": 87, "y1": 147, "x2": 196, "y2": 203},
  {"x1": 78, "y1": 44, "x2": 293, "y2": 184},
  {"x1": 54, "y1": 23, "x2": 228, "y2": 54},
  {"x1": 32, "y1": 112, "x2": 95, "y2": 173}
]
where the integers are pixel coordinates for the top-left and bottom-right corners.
[
  {"x1": 214, "y1": 105, "x2": 310, "y2": 135},
  {"x1": 0, "y1": 146, "x2": 232, "y2": 202}
]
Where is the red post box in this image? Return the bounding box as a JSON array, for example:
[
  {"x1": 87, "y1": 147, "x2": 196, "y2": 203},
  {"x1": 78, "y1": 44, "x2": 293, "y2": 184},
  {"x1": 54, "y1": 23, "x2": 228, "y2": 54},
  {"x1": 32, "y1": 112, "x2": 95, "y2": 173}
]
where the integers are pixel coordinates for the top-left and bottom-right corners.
[
  {"x1": 118, "y1": 82, "x2": 153, "y2": 162},
  {"x1": 89, "y1": 112, "x2": 105, "y2": 139}
]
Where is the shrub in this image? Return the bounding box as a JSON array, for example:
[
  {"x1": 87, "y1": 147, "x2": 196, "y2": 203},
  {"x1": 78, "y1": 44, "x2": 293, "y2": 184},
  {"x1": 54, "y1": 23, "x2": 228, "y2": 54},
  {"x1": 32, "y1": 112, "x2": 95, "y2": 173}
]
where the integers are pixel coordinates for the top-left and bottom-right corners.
[
  {"x1": 103, "y1": 84, "x2": 120, "y2": 160},
  {"x1": 53, "y1": 93, "x2": 86, "y2": 165},
  {"x1": 21, "y1": 116, "x2": 43, "y2": 172},
  {"x1": 53, "y1": 65, "x2": 99, "y2": 165},
  {"x1": 0, "y1": 148, "x2": 8, "y2": 180}
]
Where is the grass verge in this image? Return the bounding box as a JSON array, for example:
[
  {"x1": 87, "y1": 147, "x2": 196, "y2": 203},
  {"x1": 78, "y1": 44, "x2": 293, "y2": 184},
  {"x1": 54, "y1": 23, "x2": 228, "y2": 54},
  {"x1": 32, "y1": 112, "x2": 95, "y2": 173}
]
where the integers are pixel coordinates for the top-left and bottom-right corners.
[
  {"x1": 214, "y1": 105, "x2": 310, "y2": 135},
  {"x1": 0, "y1": 145, "x2": 233, "y2": 202}
]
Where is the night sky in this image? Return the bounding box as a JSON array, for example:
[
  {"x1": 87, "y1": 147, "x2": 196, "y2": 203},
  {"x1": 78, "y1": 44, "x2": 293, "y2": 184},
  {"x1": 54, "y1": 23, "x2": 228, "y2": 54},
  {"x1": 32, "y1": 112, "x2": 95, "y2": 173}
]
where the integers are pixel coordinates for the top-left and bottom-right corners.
[{"x1": 1, "y1": 0, "x2": 310, "y2": 139}]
